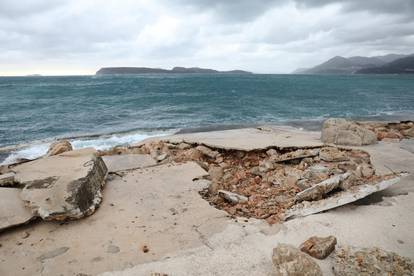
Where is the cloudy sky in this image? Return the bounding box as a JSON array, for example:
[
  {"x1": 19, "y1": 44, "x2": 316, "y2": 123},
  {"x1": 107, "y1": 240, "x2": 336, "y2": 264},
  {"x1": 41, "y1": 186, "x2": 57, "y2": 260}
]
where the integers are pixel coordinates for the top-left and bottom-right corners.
[{"x1": 1, "y1": 0, "x2": 413, "y2": 75}]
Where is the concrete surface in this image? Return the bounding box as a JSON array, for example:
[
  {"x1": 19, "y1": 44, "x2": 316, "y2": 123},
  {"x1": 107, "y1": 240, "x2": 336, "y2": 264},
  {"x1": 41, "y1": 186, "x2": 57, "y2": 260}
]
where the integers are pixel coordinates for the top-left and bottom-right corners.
[{"x1": 102, "y1": 154, "x2": 157, "y2": 173}]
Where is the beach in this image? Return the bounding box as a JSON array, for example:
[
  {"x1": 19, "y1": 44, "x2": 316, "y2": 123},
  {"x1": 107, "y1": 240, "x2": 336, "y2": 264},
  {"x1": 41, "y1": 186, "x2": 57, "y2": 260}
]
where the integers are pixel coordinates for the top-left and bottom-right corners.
[{"x1": 1, "y1": 122, "x2": 413, "y2": 275}]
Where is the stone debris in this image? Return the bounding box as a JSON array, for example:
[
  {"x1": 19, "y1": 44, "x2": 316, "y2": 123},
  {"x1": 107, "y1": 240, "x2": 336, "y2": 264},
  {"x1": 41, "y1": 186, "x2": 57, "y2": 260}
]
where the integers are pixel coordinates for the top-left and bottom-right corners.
[
  {"x1": 272, "y1": 243, "x2": 323, "y2": 276},
  {"x1": 102, "y1": 154, "x2": 157, "y2": 173},
  {"x1": 295, "y1": 173, "x2": 351, "y2": 203},
  {"x1": 218, "y1": 190, "x2": 248, "y2": 204},
  {"x1": 196, "y1": 145, "x2": 220, "y2": 159},
  {"x1": 300, "y1": 236, "x2": 337, "y2": 259},
  {"x1": 333, "y1": 246, "x2": 414, "y2": 276},
  {"x1": 319, "y1": 147, "x2": 349, "y2": 162},
  {"x1": 0, "y1": 172, "x2": 15, "y2": 187},
  {"x1": 321, "y1": 118, "x2": 378, "y2": 146},
  {"x1": 284, "y1": 174, "x2": 404, "y2": 220},
  {"x1": 46, "y1": 140, "x2": 73, "y2": 156},
  {"x1": 0, "y1": 188, "x2": 35, "y2": 231},
  {"x1": 13, "y1": 149, "x2": 108, "y2": 220},
  {"x1": 360, "y1": 120, "x2": 414, "y2": 141},
  {"x1": 275, "y1": 149, "x2": 319, "y2": 163}
]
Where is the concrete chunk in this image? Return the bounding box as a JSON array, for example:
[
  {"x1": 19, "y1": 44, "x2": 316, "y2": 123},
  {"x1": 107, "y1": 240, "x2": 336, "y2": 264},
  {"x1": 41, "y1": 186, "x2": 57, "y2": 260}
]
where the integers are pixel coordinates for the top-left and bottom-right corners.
[
  {"x1": 0, "y1": 188, "x2": 35, "y2": 231},
  {"x1": 13, "y1": 149, "x2": 107, "y2": 220},
  {"x1": 102, "y1": 154, "x2": 157, "y2": 173}
]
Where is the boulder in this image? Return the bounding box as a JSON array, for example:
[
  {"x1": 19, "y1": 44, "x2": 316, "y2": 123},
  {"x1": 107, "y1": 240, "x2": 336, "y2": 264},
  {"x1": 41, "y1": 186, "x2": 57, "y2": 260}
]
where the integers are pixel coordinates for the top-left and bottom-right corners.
[
  {"x1": 46, "y1": 140, "x2": 73, "y2": 156},
  {"x1": 13, "y1": 148, "x2": 107, "y2": 220},
  {"x1": 300, "y1": 236, "x2": 337, "y2": 259},
  {"x1": 333, "y1": 246, "x2": 414, "y2": 276},
  {"x1": 321, "y1": 118, "x2": 377, "y2": 146},
  {"x1": 272, "y1": 243, "x2": 323, "y2": 276},
  {"x1": 0, "y1": 188, "x2": 35, "y2": 231}
]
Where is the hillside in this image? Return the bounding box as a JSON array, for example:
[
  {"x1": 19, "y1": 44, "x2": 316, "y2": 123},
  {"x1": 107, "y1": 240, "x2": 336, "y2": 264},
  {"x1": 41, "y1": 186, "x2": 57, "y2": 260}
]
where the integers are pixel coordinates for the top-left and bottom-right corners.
[
  {"x1": 96, "y1": 67, "x2": 252, "y2": 75},
  {"x1": 357, "y1": 56, "x2": 414, "y2": 74}
]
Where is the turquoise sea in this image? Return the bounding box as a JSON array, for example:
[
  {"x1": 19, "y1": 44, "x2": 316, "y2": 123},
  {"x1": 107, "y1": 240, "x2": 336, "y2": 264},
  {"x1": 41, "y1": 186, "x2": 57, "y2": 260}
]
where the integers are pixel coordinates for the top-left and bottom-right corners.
[{"x1": 1, "y1": 74, "x2": 414, "y2": 163}]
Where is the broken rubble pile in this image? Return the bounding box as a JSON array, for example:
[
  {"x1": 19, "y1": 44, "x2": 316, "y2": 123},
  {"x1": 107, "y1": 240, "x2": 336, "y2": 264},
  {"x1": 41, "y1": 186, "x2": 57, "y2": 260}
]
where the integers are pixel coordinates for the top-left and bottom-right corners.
[
  {"x1": 333, "y1": 246, "x2": 414, "y2": 276},
  {"x1": 129, "y1": 140, "x2": 403, "y2": 224},
  {"x1": 360, "y1": 120, "x2": 414, "y2": 141}
]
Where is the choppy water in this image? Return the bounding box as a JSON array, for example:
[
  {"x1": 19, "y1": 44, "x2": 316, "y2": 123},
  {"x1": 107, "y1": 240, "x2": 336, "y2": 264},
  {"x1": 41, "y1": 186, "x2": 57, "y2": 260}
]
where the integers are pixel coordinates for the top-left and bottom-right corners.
[{"x1": 1, "y1": 74, "x2": 414, "y2": 163}]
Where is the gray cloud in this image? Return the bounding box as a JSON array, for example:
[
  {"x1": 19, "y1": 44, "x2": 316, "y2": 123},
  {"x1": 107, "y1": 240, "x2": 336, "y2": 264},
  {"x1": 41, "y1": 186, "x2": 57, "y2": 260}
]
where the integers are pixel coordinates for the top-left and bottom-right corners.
[{"x1": 0, "y1": 0, "x2": 413, "y2": 75}]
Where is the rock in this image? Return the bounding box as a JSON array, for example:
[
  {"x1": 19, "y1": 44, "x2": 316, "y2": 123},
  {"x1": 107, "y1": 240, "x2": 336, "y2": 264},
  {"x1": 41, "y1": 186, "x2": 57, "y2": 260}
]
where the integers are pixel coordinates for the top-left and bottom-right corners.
[
  {"x1": 321, "y1": 118, "x2": 377, "y2": 146},
  {"x1": 319, "y1": 147, "x2": 349, "y2": 162},
  {"x1": 333, "y1": 246, "x2": 414, "y2": 276},
  {"x1": 285, "y1": 174, "x2": 404, "y2": 220},
  {"x1": 300, "y1": 236, "x2": 337, "y2": 259},
  {"x1": 177, "y1": 142, "x2": 191, "y2": 150},
  {"x1": 402, "y1": 127, "x2": 414, "y2": 138},
  {"x1": 376, "y1": 130, "x2": 403, "y2": 140},
  {"x1": 0, "y1": 188, "x2": 35, "y2": 231},
  {"x1": 355, "y1": 164, "x2": 375, "y2": 178},
  {"x1": 196, "y1": 145, "x2": 219, "y2": 159},
  {"x1": 266, "y1": 148, "x2": 278, "y2": 156},
  {"x1": 156, "y1": 153, "x2": 169, "y2": 162},
  {"x1": 218, "y1": 190, "x2": 248, "y2": 204},
  {"x1": 208, "y1": 166, "x2": 224, "y2": 181},
  {"x1": 0, "y1": 172, "x2": 15, "y2": 187},
  {"x1": 13, "y1": 149, "x2": 108, "y2": 220},
  {"x1": 102, "y1": 154, "x2": 157, "y2": 173},
  {"x1": 295, "y1": 173, "x2": 351, "y2": 202},
  {"x1": 208, "y1": 181, "x2": 219, "y2": 194},
  {"x1": 272, "y1": 243, "x2": 323, "y2": 276},
  {"x1": 275, "y1": 149, "x2": 319, "y2": 163},
  {"x1": 308, "y1": 165, "x2": 329, "y2": 174},
  {"x1": 46, "y1": 140, "x2": 73, "y2": 156},
  {"x1": 259, "y1": 160, "x2": 274, "y2": 173}
]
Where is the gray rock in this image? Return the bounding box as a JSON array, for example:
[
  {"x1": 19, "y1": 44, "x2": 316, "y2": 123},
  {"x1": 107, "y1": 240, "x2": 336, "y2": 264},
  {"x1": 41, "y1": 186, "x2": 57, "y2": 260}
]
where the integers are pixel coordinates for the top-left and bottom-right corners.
[
  {"x1": 333, "y1": 246, "x2": 414, "y2": 276},
  {"x1": 0, "y1": 188, "x2": 35, "y2": 231},
  {"x1": 300, "y1": 236, "x2": 337, "y2": 259},
  {"x1": 321, "y1": 118, "x2": 377, "y2": 146},
  {"x1": 102, "y1": 154, "x2": 157, "y2": 172},
  {"x1": 218, "y1": 190, "x2": 248, "y2": 204},
  {"x1": 272, "y1": 243, "x2": 323, "y2": 276},
  {"x1": 14, "y1": 149, "x2": 108, "y2": 220},
  {"x1": 196, "y1": 145, "x2": 219, "y2": 159}
]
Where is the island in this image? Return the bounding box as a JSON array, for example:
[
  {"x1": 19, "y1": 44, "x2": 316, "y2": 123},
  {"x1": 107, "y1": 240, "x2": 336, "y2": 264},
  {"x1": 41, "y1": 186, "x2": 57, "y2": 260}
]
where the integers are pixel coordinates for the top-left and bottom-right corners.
[{"x1": 96, "y1": 66, "x2": 252, "y2": 75}]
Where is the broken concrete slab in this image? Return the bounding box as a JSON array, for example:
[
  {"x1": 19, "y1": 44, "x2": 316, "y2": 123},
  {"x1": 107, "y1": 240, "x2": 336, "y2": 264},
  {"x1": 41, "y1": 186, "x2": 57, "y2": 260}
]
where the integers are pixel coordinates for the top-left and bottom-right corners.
[
  {"x1": 0, "y1": 172, "x2": 15, "y2": 187},
  {"x1": 12, "y1": 149, "x2": 107, "y2": 220},
  {"x1": 136, "y1": 127, "x2": 323, "y2": 151},
  {"x1": 284, "y1": 175, "x2": 405, "y2": 220},
  {"x1": 102, "y1": 154, "x2": 157, "y2": 173},
  {"x1": 0, "y1": 188, "x2": 35, "y2": 231}
]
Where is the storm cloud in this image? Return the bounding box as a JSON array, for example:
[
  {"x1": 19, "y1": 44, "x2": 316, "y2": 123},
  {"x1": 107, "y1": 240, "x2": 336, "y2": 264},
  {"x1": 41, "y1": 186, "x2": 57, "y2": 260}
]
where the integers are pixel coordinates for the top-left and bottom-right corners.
[{"x1": 0, "y1": 0, "x2": 413, "y2": 75}]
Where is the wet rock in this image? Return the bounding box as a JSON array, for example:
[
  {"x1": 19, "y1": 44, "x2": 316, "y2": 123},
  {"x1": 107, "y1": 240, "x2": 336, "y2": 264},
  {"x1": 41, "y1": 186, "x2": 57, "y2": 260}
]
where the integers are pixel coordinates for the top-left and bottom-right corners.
[
  {"x1": 321, "y1": 118, "x2": 377, "y2": 146},
  {"x1": 333, "y1": 246, "x2": 414, "y2": 276},
  {"x1": 295, "y1": 173, "x2": 351, "y2": 202},
  {"x1": 0, "y1": 188, "x2": 35, "y2": 231},
  {"x1": 102, "y1": 154, "x2": 157, "y2": 172},
  {"x1": 300, "y1": 236, "x2": 337, "y2": 259},
  {"x1": 319, "y1": 147, "x2": 349, "y2": 162},
  {"x1": 47, "y1": 140, "x2": 73, "y2": 156},
  {"x1": 14, "y1": 149, "x2": 108, "y2": 220},
  {"x1": 272, "y1": 243, "x2": 323, "y2": 276},
  {"x1": 196, "y1": 145, "x2": 219, "y2": 159},
  {"x1": 218, "y1": 190, "x2": 248, "y2": 204},
  {"x1": 0, "y1": 172, "x2": 15, "y2": 187}
]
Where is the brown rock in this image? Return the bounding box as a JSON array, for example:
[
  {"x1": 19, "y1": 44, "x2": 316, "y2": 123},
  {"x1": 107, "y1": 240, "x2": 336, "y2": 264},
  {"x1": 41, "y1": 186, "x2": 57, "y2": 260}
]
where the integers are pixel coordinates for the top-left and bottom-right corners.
[
  {"x1": 208, "y1": 166, "x2": 224, "y2": 181},
  {"x1": 402, "y1": 127, "x2": 414, "y2": 138},
  {"x1": 300, "y1": 236, "x2": 337, "y2": 259},
  {"x1": 46, "y1": 140, "x2": 73, "y2": 156},
  {"x1": 376, "y1": 130, "x2": 403, "y2": 140},
  {"x1": 195, "y1": 145, "x2": 219, "y2": 159},
  {"x1": 272, "y1": 243, "x2": 323, "y2": 276},
  {"x1": 319, "y1": 147, "x2": 349, "y2": 162},
  {"x1": 321, "y1": 118, "x2": 377, "y2": 146}
]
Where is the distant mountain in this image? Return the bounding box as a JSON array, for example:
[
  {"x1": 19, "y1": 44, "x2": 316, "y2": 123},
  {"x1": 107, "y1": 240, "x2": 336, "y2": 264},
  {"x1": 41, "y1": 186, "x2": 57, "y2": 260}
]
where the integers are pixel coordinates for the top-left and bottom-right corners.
[
  {"x1": 296, "y1": 54, "x2": 408, "y2": 74},
  {"x1": 96, "y1": 67, "x2": 252, "y2": 75},
  {"x1": 357, "y1": 55, "x2": 414, "y2": 74}
]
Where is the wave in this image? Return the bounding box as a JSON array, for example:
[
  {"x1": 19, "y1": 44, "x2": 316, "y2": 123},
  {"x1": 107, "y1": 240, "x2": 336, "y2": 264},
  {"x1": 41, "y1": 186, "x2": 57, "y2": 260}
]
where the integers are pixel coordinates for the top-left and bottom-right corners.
[{"x1": 0, "y1": 130, "x2": 173, "y2": 165}]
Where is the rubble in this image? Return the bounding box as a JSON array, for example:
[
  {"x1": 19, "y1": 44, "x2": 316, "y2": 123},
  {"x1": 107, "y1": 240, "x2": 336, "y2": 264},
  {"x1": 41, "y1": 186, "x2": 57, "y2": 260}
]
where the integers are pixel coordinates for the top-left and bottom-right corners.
[
  {"x1": 196, "y1": 145, "x2": 220, "y2": 159},
  {"x1": 218, "y1": 190, "x2": 248, "y2": 204},
  {"x1": 46, "y1": 140, "x2": 73, "y2": 156},
  {"x1": 359, "y1": 120, "x2": 414, "y2": 141},
  {"x1": 300, "y1": 236, "x2": 337, "y2": 259},
  {"x1": 272, "y1": 243, "x2": 323, "y2": 276},
  {"x1": 321, "y1": 118, "x2": 377, "y2": 146},
  {"x1": 333, "y1": 246, "x2": 414, "y2": 276}
]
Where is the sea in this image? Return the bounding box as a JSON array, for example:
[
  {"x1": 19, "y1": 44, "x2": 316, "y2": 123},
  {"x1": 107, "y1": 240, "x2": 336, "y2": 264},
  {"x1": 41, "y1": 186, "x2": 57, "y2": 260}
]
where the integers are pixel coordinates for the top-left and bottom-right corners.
[{"x1": 1, "y1": 74, "x2": 414, "y2": 164}]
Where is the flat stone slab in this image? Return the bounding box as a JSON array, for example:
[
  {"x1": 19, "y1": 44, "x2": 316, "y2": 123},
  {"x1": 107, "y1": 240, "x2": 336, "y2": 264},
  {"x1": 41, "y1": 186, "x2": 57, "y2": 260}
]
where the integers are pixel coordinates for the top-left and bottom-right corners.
[
  {"x1": 401, "y1": 139, "x2": 414, "y2": 154},
  {"x1": 102, "y1": 154, "x2": 157, "y2": 172},
  {"x1": 284, "y1": 175, "x2": 405, "y2": 220},
  {"x1": 139, "y1": 127, "x2": 323, "y2": 151},
  {"x1": 0, "y1": 188, "x2": 35, "y2": 231},
  {"x1": 12, "y1": 149, "x2": 107, "y2": 220}
]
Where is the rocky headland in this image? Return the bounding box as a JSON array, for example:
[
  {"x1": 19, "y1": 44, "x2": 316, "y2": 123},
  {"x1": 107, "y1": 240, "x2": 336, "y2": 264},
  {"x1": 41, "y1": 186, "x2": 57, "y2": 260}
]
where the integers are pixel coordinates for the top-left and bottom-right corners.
[
  {"x1": 96, "y1": 67, "x2": 252, "y2": 75},
  {"x1": 0, "y1": 119, "x2": 413, "y2": 275}
]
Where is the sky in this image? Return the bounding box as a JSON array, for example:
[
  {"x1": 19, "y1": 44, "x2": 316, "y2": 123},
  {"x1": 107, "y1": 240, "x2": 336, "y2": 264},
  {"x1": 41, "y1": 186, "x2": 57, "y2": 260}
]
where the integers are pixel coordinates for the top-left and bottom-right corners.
[{"x1": 1, "y1": 0, "x2": 413, "y2": 75}]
